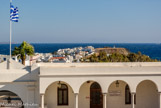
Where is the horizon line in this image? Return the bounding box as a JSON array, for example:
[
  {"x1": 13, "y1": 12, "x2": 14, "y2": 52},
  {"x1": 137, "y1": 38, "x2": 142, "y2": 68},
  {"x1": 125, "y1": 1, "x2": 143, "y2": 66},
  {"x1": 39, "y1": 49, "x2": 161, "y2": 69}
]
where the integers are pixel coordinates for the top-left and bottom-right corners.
[{"x1": 0, "y1": 42, "x2": 160, "y2": 44}]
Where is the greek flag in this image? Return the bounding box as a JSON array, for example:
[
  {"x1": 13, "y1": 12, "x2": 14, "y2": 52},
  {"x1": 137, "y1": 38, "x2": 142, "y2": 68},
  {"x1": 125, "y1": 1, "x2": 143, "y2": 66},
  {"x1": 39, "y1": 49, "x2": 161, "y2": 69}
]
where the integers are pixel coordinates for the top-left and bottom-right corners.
[{"x1": 10, "y1": 3, "x2": 19, "y2": 22}]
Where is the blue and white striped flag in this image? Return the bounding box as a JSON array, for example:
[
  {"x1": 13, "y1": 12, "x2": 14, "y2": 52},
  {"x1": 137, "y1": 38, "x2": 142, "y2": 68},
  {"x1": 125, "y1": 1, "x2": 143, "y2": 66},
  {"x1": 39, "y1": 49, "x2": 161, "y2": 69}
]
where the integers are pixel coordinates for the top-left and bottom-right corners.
[{"x1": 10, "y1": 3, "x2": 19, "y2": 22}]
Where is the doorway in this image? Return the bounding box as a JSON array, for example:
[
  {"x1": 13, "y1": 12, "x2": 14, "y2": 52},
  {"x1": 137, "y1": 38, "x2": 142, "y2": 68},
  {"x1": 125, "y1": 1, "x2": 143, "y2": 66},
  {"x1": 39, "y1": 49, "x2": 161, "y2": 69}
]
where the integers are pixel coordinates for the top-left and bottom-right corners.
[{"x1": 90, "y1": 82, "x2": 103, "y2": 108}]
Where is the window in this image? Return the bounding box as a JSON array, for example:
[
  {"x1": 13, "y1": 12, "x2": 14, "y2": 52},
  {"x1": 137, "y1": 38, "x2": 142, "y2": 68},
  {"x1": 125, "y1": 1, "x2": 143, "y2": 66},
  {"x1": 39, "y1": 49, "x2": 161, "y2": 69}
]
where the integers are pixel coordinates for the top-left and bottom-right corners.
[
  {"x1": 3, "y1": 58, "x2": 6, "y2": 61},
  {"x1": 125, "y1": 85, "x2": 131, "y2": 104},
  {"x1": 58, "y1": 84, "x2": 68, "y2": 105}
]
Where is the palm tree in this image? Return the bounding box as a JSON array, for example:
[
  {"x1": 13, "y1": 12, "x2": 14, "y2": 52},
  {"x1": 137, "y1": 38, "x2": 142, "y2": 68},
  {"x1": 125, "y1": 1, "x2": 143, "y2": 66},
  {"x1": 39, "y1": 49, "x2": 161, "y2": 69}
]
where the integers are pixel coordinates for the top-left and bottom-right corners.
[{"x1": 12, "y1": 41, "x2": 35, "y2": 65}]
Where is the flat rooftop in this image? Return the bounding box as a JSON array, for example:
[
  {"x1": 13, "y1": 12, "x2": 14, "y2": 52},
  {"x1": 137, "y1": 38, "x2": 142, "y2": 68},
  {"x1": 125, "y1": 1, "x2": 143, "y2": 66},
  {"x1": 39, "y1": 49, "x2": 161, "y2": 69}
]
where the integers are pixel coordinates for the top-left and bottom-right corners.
[{"x1": 38, "y1": 62, "x2": 161, "y2": 76}]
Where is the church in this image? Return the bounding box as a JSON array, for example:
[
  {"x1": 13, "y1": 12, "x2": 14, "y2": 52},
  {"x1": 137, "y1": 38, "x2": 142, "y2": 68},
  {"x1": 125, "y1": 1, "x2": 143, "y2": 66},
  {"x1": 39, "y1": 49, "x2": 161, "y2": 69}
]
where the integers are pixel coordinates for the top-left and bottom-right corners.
[{"x1": 0, "y1": 59, "x2": 161, "y2": 108}]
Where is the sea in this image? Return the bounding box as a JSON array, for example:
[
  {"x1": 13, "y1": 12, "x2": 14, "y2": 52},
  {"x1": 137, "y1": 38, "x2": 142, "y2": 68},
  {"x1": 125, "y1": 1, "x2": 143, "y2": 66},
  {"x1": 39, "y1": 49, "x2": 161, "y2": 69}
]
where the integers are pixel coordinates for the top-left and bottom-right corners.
[{"x1": 0, "y1": 43, "x2": 161, "y2": 61}]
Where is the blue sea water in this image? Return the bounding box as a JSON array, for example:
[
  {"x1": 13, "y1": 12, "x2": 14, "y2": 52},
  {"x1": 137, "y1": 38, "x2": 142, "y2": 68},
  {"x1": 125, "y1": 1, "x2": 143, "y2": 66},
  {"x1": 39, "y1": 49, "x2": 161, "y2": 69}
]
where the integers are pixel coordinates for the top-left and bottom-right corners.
[{"x1": 0, "y1": 43, "x2": 161, "y2": 60}]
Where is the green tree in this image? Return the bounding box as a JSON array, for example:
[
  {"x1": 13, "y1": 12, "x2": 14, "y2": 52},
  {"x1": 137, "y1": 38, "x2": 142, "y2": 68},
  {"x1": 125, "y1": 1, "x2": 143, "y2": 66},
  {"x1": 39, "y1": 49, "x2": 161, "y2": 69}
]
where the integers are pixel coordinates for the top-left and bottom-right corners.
[
  {"x1": 12, "y1": 41, "x2": 35, "y2": 65},
  {"x1": 86, "y1": 50, "x2": 158, "y2": 62},
  {"x1": 99, "y1": 51, "x2": 109, "y2": 62},
  {"x1": 127, "y1": 53, "x2": 139, "y2": 62},
  {"x1": 127, "y1": 51, "x2": 156, "y2": 62},
  {"x1": 109, "y1": 53, "x2": 127, "y2": 62},
  {"x1": 89, "y1": 54, "x2": 99, "y2": 62}
]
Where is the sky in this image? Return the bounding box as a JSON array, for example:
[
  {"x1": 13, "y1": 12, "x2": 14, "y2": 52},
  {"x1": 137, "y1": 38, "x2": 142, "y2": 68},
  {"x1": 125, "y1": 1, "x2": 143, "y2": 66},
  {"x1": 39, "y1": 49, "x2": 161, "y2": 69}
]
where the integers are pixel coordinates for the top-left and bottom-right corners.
[{"x1": 0, "y1": 0, "x2": 161, "y2": 43}]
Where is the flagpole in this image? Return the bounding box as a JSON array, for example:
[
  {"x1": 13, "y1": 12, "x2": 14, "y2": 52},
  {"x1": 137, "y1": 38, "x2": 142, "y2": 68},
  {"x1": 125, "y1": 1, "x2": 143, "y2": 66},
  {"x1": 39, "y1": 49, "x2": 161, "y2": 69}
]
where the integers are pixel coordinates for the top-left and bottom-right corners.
[{"x1": 10, "y1": 0, "x2": 12, "y2": 60}]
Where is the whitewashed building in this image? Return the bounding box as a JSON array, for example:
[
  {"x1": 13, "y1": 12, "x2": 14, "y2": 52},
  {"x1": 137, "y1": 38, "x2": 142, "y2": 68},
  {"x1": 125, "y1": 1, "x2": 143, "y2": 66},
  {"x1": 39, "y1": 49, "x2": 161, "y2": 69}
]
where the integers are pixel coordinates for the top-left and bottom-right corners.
[{"x1": 0, "y1": 59, "x2": 161, "y2": 108}]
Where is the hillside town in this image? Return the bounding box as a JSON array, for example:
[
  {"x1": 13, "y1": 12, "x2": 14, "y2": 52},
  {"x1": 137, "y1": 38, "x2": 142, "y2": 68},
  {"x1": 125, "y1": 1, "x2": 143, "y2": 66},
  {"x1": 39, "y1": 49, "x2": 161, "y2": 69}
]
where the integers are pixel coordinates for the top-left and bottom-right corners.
[{"x1": 0, "y1": 46, "x2": 130, "y2": 66}]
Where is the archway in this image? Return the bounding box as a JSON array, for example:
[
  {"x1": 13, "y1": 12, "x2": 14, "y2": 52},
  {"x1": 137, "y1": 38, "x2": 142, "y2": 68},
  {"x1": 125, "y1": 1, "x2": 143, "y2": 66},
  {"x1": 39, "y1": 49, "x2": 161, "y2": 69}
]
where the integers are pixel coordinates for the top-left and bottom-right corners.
[
  {"x1": 44, "y1": 81, "x2": 74, "y2": 108},
  {"x1": 107, "y1": 80, "x2": 131, "y2": 108},
  {"x1": 136, "y1": 80, "x2": 159, "y2": 108},
  {"x1": 78, "y1": 81, "x2": 103, "y2": 108},
  {"x1": 0, "y1": 90, "x2": 23, "y2": 108}
]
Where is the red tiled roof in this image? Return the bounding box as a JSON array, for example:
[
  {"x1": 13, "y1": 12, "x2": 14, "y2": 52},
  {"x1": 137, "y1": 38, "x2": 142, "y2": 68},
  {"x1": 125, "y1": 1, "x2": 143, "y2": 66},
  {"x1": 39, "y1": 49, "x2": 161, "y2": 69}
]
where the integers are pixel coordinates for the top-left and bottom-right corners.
[{"x1": 50, "y1": 57, "x2": 65, "y2": 60}]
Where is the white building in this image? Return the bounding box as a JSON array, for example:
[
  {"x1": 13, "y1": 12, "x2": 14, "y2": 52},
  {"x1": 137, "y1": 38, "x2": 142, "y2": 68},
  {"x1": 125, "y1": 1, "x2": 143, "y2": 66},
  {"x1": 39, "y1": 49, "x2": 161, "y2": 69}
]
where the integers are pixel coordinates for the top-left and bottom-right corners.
[{"x1": 0, "y1": 60, "x2": 161, "y2": 108}]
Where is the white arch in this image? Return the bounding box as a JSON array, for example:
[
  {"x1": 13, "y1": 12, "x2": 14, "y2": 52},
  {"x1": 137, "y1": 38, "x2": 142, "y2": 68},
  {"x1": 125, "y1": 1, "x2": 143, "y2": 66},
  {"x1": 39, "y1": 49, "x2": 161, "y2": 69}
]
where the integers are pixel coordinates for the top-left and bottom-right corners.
[
  {"x1": 135, "y1": 79, "x2": 159, "y2": 108},
  {"x1": 44, "y1": 80, "x2": 75, "y2": 108},
  {"x1": 40, "y1": 79, "x2": 77, "y2": 93},
  {"x1": 0, "y1": 88, "x2": 25, "y2": 104},
  {"x1": 40, "y1": 77, "x2": 161, "y2": 94},
  {"x1": 77, "y1": 79, "x2": 134, "y2": 93},
  {"x1": 136, "y1": 79, "x2": 158, "y2": 92},
  {"x1": 44, "y1": 80, "x2": 74, "y2": 94},
  {"x1": 78, "y1": 80, "x2": 103, "y2": 93},
  {"x1": 78, "y1": 79, "x2": 108, "y2": 94},
  {"x1": 40, "y1": 78, "x2": 110, "y2": 93},
  {"x1": 107, "y1": 80, "x2": 132, "y2": 92}
]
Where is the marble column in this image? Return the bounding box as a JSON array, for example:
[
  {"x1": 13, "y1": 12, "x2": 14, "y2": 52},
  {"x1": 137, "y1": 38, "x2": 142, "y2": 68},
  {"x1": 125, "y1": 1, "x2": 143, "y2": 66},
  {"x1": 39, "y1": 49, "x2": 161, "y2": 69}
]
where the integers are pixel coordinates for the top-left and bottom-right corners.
[
  {"x1": 75, "y1": 93, "x2": 78, "y2": 108},
  {"x1": 103, "y1": 93, "x2": 107, "y2": 108},
  {"x1": 41, "y1": 94, "x2": 44, "y2": 108},
  {"x1": 159, "y1": 92, "x2": 161, "y2": 108},
  {"x1": 131, "y1": 92, "x2": 135, "y2": 108}
]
